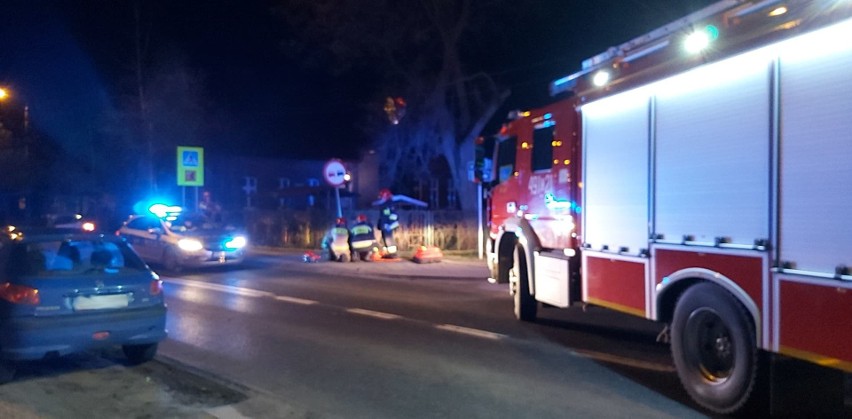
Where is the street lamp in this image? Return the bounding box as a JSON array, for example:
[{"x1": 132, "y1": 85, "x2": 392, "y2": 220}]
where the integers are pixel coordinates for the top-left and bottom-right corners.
[{"x1": 0, "y1": 87, "x2": 31, "y2": 155}]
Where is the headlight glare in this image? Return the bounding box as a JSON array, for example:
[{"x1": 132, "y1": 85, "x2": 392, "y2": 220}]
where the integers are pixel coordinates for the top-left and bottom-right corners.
[{"x1": 178, "y1": 238, "x2": 204, "y2": 251}]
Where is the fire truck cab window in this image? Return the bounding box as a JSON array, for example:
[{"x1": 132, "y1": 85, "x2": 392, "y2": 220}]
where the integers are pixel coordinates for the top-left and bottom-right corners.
[
  {"x1": 532, "y1": 125, "x2": 554, "y2": 172},
  {"x1": 497, "y1": 136, "x2": 517, "y2": 183}
]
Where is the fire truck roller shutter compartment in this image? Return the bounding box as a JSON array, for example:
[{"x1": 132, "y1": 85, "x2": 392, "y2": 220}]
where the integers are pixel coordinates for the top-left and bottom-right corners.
[
  {"x1": 580, "y1": 88, "x2": 652, "y2": 315},
  {"x1": 775, "y1": 18, "x2": 852, "y2": 367},
  {"x1": 778, "y1": 19, "x2": 852, "y2": 277},
  {"x1": 654, "y1": 49, "x2": 771, "y2": 248},
  {"x1": 581, "y1": 89, "x2": 651, "y2": 256}
]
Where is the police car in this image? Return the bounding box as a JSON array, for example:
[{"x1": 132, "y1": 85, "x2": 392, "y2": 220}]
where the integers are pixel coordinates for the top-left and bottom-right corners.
[{"x1": 117, "y1": 204, "x2": 247, "y2": 272}]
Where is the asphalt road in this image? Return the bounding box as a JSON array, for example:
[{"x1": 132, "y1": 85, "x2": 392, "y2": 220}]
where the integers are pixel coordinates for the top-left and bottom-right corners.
[
  {"x1": 157, "y1": 253, "x2": 705, "y2": 418},
  {"x1": 0, "y1": 251, "x2": 848, "y2": 417}
]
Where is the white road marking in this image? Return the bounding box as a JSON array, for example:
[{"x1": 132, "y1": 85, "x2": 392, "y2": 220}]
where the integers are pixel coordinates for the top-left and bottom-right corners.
[
  {"x1": 167, "y1": 278, "x2": 674, "y2": 372},
  {"x1": 435, "y1": 324, "x2": 507, "y2": 340},
  {"x1": 166, "y1": 278, "x2": 274, "y2": 298},
  {"x1": 345, "y1": 308, "x2": 402, "y2": 320},
  {"x1": 274, "y1": 295, "x2": 318, "y2": 305}
]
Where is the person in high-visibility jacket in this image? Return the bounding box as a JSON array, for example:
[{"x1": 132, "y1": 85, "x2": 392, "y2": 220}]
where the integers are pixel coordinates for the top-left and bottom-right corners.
[
  {"x1": 349, "y1": 214, "x2": 376, "y2": 261},
  {"x1": 322, "y1": 217, "x2": 351, "y2": 262},
  {"x1": 376, "y1": 189, "x2": 400, "y2": 258}
]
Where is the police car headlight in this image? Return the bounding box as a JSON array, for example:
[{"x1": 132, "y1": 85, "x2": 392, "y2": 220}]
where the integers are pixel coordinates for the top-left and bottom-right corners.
[
  {"x1": 224, "y1": 236, "x2": 247, "y2": 249},
  {"x1": 178, "y1": 238, "x2": 204, "y2": 251}
]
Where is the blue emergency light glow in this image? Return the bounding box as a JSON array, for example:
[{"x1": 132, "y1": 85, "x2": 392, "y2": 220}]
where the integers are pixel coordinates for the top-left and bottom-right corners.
[
  {"x1": 224, "y1": 236, "x2": 247, "y2": 249},
  {"x1": 148, "y1": 203, "x2": 183, "y2": 220}
]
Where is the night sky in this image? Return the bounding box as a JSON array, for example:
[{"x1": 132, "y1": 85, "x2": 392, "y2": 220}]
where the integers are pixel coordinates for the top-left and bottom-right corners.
[{"x1": 0, "y1": 0, "x2": 716, "y2": 162}]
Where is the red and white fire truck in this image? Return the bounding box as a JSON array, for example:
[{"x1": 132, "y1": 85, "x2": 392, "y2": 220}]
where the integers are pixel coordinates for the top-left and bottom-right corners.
[{"x1": 476, "y1": 0, "x2": 852, "y2": 415}]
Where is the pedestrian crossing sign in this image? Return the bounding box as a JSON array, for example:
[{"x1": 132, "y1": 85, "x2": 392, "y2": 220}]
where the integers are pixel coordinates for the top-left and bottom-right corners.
[{"x1": 177, "y1": 146, "x2": 204, "y2": 186}]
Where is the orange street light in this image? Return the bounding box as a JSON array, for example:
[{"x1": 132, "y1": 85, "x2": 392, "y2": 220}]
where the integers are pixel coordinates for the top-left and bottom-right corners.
[{"x1": 0, "y1": 88, "x2": 8, "y2": 100}]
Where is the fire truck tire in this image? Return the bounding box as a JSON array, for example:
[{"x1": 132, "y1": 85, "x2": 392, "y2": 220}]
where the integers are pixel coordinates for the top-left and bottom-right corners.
[
  {"x1": 339, "y1": 253, "x2": 351, "y2": 263},
  {"x1": 512, "y1": 246, "x2": 537, "y2": 322},
  {"x1": 671, "y1": 282, "x2": 758, "y2": 415}
]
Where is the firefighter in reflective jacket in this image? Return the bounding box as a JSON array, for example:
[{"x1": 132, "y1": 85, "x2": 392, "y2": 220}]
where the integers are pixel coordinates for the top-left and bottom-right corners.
[
  {"x1": 349, "y1": 214, "x2": 375, "y2": 261},
  {"x1": 376, "y1": 189, "x2": 400, "y2": 258},
  {"x1": 322, "y1": 217, "x2": 351, "y2": 262}
]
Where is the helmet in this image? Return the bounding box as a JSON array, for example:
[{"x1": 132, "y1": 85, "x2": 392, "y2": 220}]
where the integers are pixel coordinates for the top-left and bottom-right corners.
[
  {"x1": 356, "y1": 214, "x2": 368, "y2": 222},
  {"x1": 378, "y1": 188, "x2": 392, "y2": 200},
  {"x1": 335, "y1": 217, "x2": 346, "y2": 226}
]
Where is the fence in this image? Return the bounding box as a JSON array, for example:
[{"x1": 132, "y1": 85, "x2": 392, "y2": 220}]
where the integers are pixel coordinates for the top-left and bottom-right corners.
[{"x1": 243, "y1": 208, "x2": 479, "y2": 252}]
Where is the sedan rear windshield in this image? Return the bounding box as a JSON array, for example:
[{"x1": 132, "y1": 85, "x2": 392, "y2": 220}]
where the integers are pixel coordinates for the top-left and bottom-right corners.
[{"x1": 5, "y1": 239, "x2": 148, "y2": 277}]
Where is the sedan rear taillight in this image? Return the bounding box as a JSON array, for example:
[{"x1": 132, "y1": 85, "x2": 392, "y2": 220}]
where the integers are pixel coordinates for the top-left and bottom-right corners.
[
  {"x1": 150, "y1": 279, "x2": 163, "y2": 296},
  {"x1": 0, "y1": 283, "x2": 40, "y2": 305}
]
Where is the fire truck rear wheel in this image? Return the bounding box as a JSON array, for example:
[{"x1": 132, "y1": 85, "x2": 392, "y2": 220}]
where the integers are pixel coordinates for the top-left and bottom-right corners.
[
  {"x1": 511, "y1": 246, "x2": 537, "y2": 322},
  {"x1": 671, "y1": 282, "x2": 758, "y2": 415}
]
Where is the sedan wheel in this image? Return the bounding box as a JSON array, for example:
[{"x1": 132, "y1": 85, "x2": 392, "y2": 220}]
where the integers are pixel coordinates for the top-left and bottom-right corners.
[
  {"x1": 163, "y1": 248, "x2": 182, "y2": 273},
  {"x1": 0, "y1": 360, "x2": 15, "y2": 384},
  {"x1": 123, "y1": 343, "x2": 158, "y2": 365}
]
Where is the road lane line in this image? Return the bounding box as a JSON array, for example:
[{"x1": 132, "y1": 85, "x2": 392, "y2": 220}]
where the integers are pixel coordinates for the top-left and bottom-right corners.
[
  {"x1": 167, "y1": 278, "x2": 675, "y2": 373},
  {"x1": 274, "y1": 295, "x2": 318, "y2": 305},
  {"x1": 166, "y1": 278, "x2": 274, "y2": 298},
  {"x1": 345, "y1": 308, "x2": 402, "y2": 320},
  {"x1": 572, "y1": 349, "x2": 676, "y2": 372},
  {"x1": 435, "y1": 324, "x2": 507, "y2": 340}
]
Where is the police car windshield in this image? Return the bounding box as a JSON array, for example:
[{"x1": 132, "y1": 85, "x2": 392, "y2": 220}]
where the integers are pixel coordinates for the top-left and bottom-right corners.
[{"x1": 169, "y1": 213, "x2": 211, "y2": 232}]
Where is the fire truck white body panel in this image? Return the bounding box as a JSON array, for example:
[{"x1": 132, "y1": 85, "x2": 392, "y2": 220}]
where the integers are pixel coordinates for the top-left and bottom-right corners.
[
  {"x1": 653, "y1": 54, "x2": 770, "y2": 248},
  {"x1": 483, "y1": 2, "x2": 852, "y2": 414},
  {"x1": 779, "y1": 23, "x2": 852, "y2": 274},
  {"x1": 582, "y1": 92, "x2": 650, "y2": 256}
]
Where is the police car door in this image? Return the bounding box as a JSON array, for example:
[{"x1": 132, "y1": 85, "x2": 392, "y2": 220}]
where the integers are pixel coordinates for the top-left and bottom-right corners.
[{"x1": 125, "y1": 216, "x2": 160, "y2": 261}]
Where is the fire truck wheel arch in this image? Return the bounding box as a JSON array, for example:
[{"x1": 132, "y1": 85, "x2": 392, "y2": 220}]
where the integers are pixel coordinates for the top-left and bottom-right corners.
[
  {"x1": 655, "y1": 268, "x2": 761, "y2": 341},
  {"x1": 500, "y1": 221, "x2": 541, "y2": 296}
]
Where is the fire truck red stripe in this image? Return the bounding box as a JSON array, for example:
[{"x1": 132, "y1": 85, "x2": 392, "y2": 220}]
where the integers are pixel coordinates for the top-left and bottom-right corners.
[
  {"x1": 585, "y1": 256, "x2": 646, "y2": 316},
  {"x1": 777, "y1": 277, "x2": 852, "y2": 371}
]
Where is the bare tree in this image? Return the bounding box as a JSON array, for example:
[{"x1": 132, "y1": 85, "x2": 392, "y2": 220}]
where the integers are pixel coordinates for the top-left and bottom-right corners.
[{"x1": 277, "y1": 0, "x2": 509, "y2": 210}]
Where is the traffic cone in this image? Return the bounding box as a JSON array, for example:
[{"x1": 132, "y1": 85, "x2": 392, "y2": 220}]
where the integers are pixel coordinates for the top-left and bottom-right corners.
[
  {"x1": 413, "y1": 246, "x2": 442, "y2": 263},
  {"x1": 370, "y1": 247, "x2": 383, "y2": 261}
]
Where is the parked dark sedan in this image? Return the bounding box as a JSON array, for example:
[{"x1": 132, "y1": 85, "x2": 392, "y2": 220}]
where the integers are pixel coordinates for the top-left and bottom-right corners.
[{"x1": 0, "y1": 226, "x2": 167, "y2": 383}]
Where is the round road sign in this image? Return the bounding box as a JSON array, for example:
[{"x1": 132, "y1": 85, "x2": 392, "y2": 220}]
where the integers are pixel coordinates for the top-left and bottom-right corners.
[{"x1": 323, "y1": 159, "x2": 347, "y2": 187}]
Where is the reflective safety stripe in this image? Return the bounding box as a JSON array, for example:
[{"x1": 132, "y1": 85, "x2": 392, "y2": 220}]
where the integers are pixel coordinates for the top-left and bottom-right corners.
[
  {"x1": 351, "y1": 225, "x2": 372, "y2": 235},
  {"x1": 351, "y1": 239, "x2": 374, "y2": 249}
]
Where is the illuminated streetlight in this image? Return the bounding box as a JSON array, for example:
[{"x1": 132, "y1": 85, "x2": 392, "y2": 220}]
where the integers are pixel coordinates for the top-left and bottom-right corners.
[{"x1": 0, "y1": 88, "x2": 8, "y2": 100}]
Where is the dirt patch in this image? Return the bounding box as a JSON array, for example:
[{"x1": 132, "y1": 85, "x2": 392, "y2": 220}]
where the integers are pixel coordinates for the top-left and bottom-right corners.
[{"x1": 0, "y1": 349, "x2": 247, "y2": 418}]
